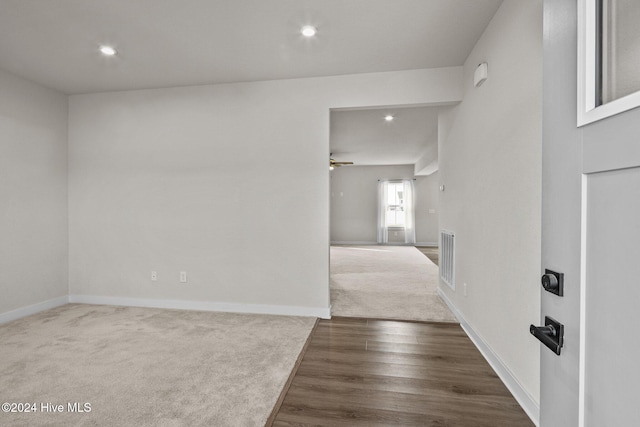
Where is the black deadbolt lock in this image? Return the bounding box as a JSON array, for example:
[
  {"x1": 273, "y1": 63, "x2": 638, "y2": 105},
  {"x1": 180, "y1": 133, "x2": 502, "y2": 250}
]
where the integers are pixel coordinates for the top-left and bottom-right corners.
[{"x1": 541, "y1": 269, "x2": 563, "y2": 296}]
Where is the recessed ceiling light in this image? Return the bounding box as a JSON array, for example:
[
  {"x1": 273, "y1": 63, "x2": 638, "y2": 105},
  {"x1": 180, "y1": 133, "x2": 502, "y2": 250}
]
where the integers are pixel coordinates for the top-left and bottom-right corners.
[
  {"x1": 384, "y1": 115, "x2": 394, "y2": 122},
  {"x1": 99, "y1": 45, "x2": 117, "y2": 56},
  {"x1": 301, "y1": 25, "x2": 317, "y2": 37}
]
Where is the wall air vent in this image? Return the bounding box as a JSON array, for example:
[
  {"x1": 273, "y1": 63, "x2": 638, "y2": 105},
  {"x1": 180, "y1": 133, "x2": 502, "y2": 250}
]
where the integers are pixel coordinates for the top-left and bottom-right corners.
[{"x1": 440, "y1": 230, "x2": 455, "y2": 290}]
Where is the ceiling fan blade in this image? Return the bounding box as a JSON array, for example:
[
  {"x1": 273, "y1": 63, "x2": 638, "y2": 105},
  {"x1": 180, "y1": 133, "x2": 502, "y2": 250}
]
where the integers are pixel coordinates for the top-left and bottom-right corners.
[{"x1": 330, "y1": 156, "x2": 354, "y2": 168}]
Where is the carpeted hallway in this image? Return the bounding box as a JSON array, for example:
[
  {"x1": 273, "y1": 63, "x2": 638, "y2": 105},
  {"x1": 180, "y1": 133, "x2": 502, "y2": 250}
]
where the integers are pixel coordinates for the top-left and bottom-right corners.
[
  {"x1": 0, "y1": 304, "x2": 315, "y2": 426},
  {"x1": 330, "y1": 245, "x2": 457, "y2": 322}
]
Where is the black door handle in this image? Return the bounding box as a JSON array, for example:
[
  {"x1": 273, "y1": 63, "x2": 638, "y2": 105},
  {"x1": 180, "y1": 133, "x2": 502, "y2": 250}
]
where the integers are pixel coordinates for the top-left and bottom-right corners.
[{"x1": 530, "y1": 316, "x2": 564, "y2": 355}]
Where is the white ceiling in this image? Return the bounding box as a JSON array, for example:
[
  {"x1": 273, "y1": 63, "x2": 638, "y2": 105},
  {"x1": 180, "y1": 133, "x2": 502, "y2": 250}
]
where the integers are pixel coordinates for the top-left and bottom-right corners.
[
  {"x1": 331, "y1": 106, "x2": 446, "y2": 166},
  {"x1": 0, "y1": 0, "x2": 502, "y2": 94}
]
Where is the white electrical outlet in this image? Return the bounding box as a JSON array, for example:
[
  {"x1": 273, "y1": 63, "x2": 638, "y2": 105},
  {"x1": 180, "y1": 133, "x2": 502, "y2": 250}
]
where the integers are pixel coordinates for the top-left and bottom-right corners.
[
  {"x1": 151, "y1": 271, "x2": 157, "y2": 281},
  {"x1": 463, "y1": 283, "x2": 468, "y2": 297},
  {"x1": 180, "y1": 271, "x2": 187, "y2": 283}
]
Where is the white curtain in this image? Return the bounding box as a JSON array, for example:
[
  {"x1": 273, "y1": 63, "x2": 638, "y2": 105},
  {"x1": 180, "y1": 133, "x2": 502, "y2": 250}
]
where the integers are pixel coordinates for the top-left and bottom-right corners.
[
  {"x1": 377, "y1": 181, "x2": 389, "y2": 243},
  {"x1": 377, "y1": 179, "x2": 416, "y2": 245},
  {"x1": 403, "y1": 179, "x2": 416, "y2": 244}
]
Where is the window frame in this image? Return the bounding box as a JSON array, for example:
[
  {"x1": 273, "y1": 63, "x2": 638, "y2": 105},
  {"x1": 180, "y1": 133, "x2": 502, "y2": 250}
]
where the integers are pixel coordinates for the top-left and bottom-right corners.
[
  {"x1": 577, "y1": 0, "x2": 640, "y2": 126},
  {"x1": 384, "y1": 181, "x2": 406, "y2": 228}
]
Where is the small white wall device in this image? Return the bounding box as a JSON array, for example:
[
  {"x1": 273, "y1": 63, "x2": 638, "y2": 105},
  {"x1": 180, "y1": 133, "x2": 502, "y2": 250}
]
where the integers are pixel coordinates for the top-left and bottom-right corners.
[{"x1": 474, "y1": 62, "x2": 488, "y2": 87}]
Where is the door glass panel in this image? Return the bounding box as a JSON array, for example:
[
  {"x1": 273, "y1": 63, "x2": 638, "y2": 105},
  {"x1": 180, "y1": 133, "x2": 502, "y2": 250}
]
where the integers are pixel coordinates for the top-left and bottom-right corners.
[{"x1": 600, "y1": 0, "x2": 640, "y2": 104}]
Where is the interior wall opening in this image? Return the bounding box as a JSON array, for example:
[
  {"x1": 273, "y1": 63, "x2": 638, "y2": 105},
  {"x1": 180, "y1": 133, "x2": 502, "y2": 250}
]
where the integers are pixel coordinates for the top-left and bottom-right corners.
[{"x1": 328, "y1": 104, "x2": 454, "y2": 322}]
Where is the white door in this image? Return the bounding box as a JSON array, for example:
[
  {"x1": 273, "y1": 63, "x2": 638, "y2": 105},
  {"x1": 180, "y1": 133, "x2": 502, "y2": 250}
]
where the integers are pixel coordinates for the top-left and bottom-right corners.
[{"x1": 541, "y1": 0, "x2": 640, "y2": 426}]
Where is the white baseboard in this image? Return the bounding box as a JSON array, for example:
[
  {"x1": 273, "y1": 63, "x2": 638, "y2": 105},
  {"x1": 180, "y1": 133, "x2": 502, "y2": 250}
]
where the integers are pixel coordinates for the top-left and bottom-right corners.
[
  {"x1": 438, "y1": 288, "x2": 540, "y2": 427},
  {"x1": 68, "y1": 295, "x2": 331, "y2": 319},
  {"x1": 331, "y1": 242, "x2": 430, "y2": 247},
  {"x1": 330, "y1": 241, "x2": 377, "y2": 245},
  {"x1": 331, "y1": 241, "x2": 438, "y2": 247},
  {"x1": 415, "y1": 242, "x2": 438, "y2": 247},
  {"x1": 0, "y1": 295, "x2": 69, "y2": 324}
]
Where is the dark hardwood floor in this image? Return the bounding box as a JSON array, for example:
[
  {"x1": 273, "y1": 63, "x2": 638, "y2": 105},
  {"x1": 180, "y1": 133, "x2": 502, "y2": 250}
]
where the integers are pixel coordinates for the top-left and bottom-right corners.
[
  {"x1": 270, "y1": 317, "x2": 533, "y2": 427},
  {"x1": 416, "y1": 246, "x2": 439, "y2": 266}
]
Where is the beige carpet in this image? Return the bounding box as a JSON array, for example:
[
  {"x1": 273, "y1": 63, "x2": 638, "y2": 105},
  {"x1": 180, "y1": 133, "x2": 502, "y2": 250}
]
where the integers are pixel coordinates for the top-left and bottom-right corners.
[
  {"x1": 330, "y1": 245, "x2": 457, "y2": 323},
  {"x1": 0, "y1": 304, "x2": 315, "y2": 426}
]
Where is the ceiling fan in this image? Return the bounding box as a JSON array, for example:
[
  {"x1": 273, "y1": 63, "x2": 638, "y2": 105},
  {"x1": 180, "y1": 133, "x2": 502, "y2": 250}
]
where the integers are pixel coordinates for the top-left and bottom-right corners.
[{"x1": 330, "y1": 153, "x2": 354, "y2": 169}]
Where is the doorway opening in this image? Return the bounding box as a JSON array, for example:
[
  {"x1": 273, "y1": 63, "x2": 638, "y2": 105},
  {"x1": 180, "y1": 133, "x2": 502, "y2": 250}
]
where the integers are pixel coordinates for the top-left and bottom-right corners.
[{"x1": 328, "y1": 104, "x2": 454, "y2": 322}]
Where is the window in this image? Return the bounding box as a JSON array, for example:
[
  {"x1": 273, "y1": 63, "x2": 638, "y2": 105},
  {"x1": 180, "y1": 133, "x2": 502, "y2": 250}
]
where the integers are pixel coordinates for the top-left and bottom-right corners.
[
  {"x1": 377, "y1": 180, "x2": 415, "y2": 244},
  {"x1": 385, "y1": 182, "x2": 406, "y2": 227},
  {"x1": 578, "y1": 0, "x2": 640, "y2": 125},
  {"x1": 598, "y1": 0, "x2": 640, "y2": 105}
]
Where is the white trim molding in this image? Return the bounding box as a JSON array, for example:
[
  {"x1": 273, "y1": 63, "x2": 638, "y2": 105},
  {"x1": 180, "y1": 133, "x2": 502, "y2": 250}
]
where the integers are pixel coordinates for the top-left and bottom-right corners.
[
  {"x1": 577, "y1": 0, "x2": 640, "y2": 126},
  {"x1": 330, "y1": 241, "x2": 422, "y2": 247},
  {"x1": 438, "y1": 288, "x2": 540, "y2": 426},
  {"x1": 578, "y1": 174, "x2": 589, "y2": 427},
  {"x1": 0, "y1": 295, "x2": 69, "y2": 324},
  {"x1": 68, "y1": 295, "x2": 331, "y2": 319},
  {"x1": 330, "y1": 241, "x2": 377, "y2": 245}
]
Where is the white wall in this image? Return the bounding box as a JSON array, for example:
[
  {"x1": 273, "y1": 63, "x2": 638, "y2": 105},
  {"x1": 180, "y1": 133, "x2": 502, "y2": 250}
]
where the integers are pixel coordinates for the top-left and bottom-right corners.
[
  {"x1": 68, "y1": 68, "x2": 463, "y2": 315},
  {"x1": 330, "y1": 165, "x2": 413, "y2": 244},
  {"x1": 330, "y1": 165, "x2": 439, "y2": 245},
  {"x1": 414, "y1": 171, "x2": 439, "y2": 245},
  {"x1": 438, "y1": 0, "x2": 542, "y2": 408},
  {"x1": 0, "y1": 69, "x2": 68, "y2": 315}
]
